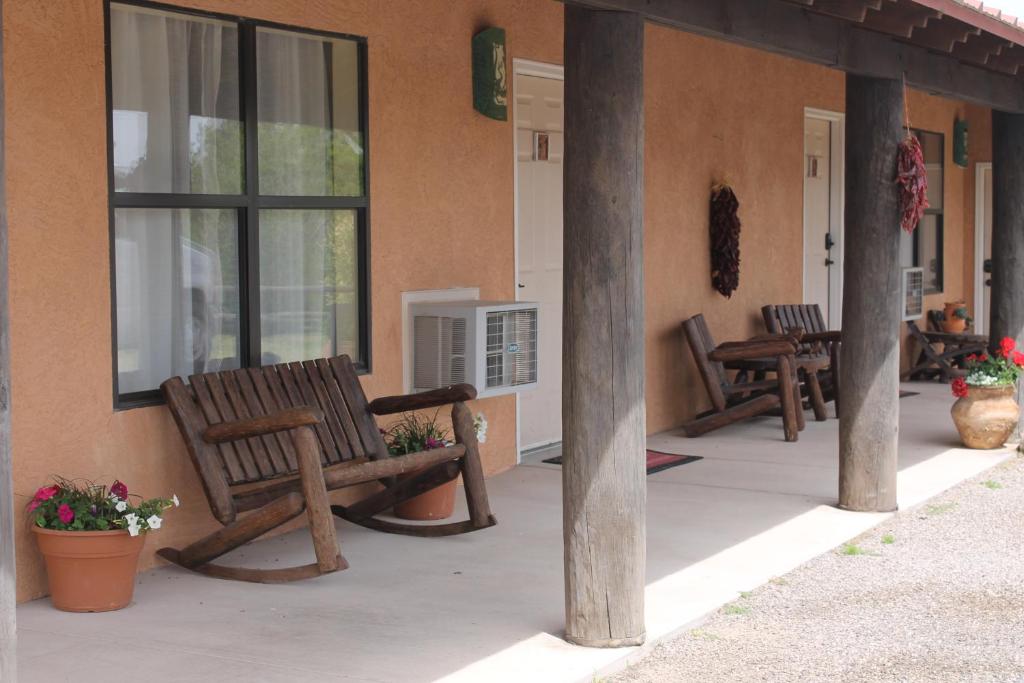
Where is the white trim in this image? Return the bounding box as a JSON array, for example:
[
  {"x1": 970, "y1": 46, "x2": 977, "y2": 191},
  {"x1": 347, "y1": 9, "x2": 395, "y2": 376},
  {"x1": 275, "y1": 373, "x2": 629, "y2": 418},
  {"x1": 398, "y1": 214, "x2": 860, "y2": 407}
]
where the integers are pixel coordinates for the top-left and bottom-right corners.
[
  {"x1": 401, "y1": 287, "x2": 479, "y2": 394},
  {"x1": 803, "y1": 107, "x2": 846, "y2": 329},
  {"x1": 975, "y1": 162, "x2": 993, "y2": 335},
  {"x1": 512, "y1": 59, "x2": 563, "y2": 464}
]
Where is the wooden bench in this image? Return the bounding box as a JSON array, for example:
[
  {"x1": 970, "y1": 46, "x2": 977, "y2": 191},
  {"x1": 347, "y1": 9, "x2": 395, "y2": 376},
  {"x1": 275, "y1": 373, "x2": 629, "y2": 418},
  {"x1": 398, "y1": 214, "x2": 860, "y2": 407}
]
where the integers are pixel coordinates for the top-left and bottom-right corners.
[
  {"x1": 761, "y1": 303, "x2": 842, "y2": 419},
  {"x1": 159, "y1": 355, "x2": 496, "y2": 583},
  {"x1": 903, "y1": 316, "x2": 987, "y2": 382}
]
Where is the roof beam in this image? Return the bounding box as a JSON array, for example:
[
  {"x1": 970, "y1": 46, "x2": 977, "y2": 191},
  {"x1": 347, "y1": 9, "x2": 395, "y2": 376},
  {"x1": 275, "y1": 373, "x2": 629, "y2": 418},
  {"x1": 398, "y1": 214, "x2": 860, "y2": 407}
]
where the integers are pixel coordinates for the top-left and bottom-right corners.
[{"x1": 566, "y1": 0, "x2": 1024, "y2": 112}]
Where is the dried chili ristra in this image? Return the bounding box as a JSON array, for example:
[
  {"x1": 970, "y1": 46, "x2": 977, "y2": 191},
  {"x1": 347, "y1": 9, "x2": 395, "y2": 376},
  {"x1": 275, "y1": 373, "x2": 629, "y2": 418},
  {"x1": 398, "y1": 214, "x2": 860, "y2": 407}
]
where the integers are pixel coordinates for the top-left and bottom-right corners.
[
  {"x1": 897, "y1": 134, "x2": 929, "y2": 234},
  {"x1": 710, "y1": 184, "x2": 741, "y2": 298}
]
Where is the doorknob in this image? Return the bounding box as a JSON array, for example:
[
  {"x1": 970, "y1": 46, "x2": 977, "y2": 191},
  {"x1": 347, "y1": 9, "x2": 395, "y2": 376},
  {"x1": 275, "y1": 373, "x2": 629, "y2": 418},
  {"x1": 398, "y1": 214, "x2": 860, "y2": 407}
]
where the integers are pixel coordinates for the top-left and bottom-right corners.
[
  {"x1": 518, "y1": 283, "x2": 526, "y2": 288},
  {"x1": 824, "y1": 258, "x2": 835, "y2": 266}
]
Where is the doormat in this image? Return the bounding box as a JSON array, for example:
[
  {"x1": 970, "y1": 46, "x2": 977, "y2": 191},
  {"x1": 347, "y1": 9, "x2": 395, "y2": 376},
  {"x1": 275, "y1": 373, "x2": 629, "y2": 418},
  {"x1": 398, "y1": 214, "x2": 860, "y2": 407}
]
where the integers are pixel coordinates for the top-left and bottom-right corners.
[
  {"x1": 542, "y1": 450, "x2": 702, "y2": 475},
  {"x1": 899, "y1": 390, "x2": 921, "y2": 398}
]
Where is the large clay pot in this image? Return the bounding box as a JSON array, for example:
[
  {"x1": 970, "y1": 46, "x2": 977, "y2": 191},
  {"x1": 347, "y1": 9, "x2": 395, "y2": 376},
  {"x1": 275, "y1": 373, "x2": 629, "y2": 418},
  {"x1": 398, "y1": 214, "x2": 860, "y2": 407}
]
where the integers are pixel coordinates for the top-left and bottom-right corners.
[
  {"x1": 394, "y1": 471, "x2": 457, "y2": 521},
  {"x1": 942, "y1": 302, "x2": 968, "y2": 333},
  {"x1": 951, "y1": 385, "x2": 1020, "y2": 449},
  {"x1": 32, "y1": 527, "x2": 145, "y2": 612}
]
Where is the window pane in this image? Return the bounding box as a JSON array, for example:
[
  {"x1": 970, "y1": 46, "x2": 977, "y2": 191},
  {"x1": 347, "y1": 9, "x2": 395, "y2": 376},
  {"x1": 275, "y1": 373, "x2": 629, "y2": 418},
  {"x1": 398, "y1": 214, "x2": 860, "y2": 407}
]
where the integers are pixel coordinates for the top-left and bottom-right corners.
[
  {"x1": 110, "y1": 4, "x2": 242, "y2": 194},
  {"x1": 115, "y1": 208, "x2": 241, "y2": 394},
  {"x1": 918, "y1": 214, "x2": 942, "y2": 294},
  {"x1": 257, "y1": 28, "x2": 363, "y2": 196},
  {"x1": 915, "y1": 130, "x2": 943, "y2": 211},
  {"x1": 259, "y1": 210, "x2": 359, "y2": 365}
]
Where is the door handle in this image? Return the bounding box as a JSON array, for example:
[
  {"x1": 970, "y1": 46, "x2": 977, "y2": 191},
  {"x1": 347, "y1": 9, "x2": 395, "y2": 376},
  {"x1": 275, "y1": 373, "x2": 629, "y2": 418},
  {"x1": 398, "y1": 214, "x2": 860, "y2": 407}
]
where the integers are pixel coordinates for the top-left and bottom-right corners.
[
  {"x1": 518, "y1": 283, "x2": 526, "y2": 288},
  {"x1": 825, "y1": 258, "x2": 835, "y2": 266}
]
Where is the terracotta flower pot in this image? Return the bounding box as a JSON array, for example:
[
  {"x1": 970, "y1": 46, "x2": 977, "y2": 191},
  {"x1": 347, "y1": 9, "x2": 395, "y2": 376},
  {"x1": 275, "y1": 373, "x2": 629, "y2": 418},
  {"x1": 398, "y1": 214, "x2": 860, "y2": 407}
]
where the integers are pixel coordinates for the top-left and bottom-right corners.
[
  {"x1": 942, "y1": 302, "x2": 968, "y2": 333},
  {"x1": 393, "y1": 471, "x2": 457, "y2": 521},
  {"x1": 951, "y1": 384, "x2": 1020, "y2": 449},
  {"x1": 32, "y1": 527, "x2": 145, "y2": 612}
]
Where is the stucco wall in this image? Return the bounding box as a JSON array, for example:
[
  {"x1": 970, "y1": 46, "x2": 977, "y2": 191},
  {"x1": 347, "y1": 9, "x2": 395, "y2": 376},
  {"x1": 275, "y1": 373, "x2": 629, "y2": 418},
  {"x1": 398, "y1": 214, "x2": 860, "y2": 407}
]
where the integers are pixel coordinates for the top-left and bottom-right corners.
[{"x1": 5, "y1": 0, "x2": 988, "y2": 601}]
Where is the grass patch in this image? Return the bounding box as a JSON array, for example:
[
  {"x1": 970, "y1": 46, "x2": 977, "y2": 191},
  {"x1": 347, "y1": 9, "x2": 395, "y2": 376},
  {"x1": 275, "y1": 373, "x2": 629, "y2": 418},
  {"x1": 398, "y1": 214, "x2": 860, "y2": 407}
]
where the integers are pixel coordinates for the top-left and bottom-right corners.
[
  {"x1": 925, "y1": 502, "x2": 957, "y2": 516},
  {"x1": 982, "y1": 480, "x2": 1004, "y2": 490},
  {"x1": 690, "y1": 628, "x2": 721, "y2": 641},
  {"x1": 881, "y1": 534, "x2": 896, "y2": 545},
  {"x1": 739, "y1": 591, "x2": 753, "y2": 599},
  {"x1": 722, "y1": 603, "x2": 750, "y2": 616},
  {"x1": 769, "y1": 576, "x2": 788, "y2": 586},
  {"x1": 840, "y1": 543, "x2": 867, "y2": 556}
]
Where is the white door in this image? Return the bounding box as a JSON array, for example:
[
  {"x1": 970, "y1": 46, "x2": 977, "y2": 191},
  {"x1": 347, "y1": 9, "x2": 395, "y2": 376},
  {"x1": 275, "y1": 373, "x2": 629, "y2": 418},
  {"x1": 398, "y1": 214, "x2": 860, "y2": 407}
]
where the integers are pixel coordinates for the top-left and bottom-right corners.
[
  {"x1": 803, "y1": 112, "x2": 844, "y2": 328},
  {"x1": 975, "y1": 163, "x2": 993, "y2": 335},
  {"x1": 515, "y1": 67, "x2": 564, "y2": 452}
]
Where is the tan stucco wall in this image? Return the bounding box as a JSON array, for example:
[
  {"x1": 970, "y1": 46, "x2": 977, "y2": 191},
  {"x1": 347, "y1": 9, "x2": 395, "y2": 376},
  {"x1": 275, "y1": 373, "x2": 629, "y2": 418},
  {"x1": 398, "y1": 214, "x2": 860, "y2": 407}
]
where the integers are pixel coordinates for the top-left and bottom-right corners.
[{"x1": 5, "y1": 1, "x2": 989, "y2": 601}]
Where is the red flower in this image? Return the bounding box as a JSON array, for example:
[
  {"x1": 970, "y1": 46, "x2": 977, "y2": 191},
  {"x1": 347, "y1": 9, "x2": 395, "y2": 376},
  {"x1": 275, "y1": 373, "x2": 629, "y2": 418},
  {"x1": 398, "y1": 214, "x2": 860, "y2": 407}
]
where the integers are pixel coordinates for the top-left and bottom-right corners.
[
  {"x1": 26, "y1": 500, "x2": 40, "y2": 513},
  {"x1": 1000, "y1": 337, "x2": 1017, "y2": 359},
  {"x1": 979, "y1": 354, "x2": 989, "y2": 363},
  {"x1": 57, "y1": 503, "x2": 74, "y2": 524},
  {"x1": 965, "y1": 354, "x2": 978, "y2": 363},
  {"x1": 33, "y1": 485, "x2": 60, "y2": 502},
  {"x1": 110, "y1": 480, "x2": 128, "y2": 500},
  {"x1": 1014, "y1": 351, "x2": 1024, "y2": 368},
  {"x1": 951, "y1": 377, "x2": 969, "y2": 399}
]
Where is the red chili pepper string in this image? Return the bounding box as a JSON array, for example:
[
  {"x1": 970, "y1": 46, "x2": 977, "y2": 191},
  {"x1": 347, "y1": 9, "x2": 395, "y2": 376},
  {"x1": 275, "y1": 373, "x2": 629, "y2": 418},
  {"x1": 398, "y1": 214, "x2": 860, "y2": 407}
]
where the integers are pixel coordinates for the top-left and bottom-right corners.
[{"x1": 897, "y1": 74, "x2": 929, "y2": 234}]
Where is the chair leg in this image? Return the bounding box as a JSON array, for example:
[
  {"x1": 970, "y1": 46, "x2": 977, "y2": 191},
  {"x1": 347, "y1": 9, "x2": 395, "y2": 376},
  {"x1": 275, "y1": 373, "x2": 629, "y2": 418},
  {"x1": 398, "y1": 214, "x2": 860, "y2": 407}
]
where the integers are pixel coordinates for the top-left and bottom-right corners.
[
  {"x1": 776, "y1": 354, "x2": 799, "y2": 442},
  {"x1": 295, "y1": 426, "x2": 343, "y2": 573},
  {"x1": 831, "y1": 342, "x2": 841, "y2": 418},
  {"x1": 452, "y1": 402, "x2": 498, "y2": 528},
  {"x1": 804, "y1": 370, "x2": 828, "y2": 422}
]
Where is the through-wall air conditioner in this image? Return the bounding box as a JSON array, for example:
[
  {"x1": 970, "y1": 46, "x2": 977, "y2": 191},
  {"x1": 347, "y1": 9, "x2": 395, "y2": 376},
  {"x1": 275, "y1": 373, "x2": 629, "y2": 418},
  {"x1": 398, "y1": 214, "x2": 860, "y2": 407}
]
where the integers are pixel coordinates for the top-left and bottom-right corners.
[
  {"x1": 902, "y1": 267, "x2": 925, "y2": 321},
  {"x1": 411, "y1": 301, "x2": 539, "y2": 398}
]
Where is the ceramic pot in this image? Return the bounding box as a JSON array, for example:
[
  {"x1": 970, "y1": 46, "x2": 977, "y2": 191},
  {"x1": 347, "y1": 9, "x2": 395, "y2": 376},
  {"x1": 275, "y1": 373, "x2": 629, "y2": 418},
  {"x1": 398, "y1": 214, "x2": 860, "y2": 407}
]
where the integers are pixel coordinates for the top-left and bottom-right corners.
[
  {"x1": 32, "y1": 527, "x2": 145, "y2": 612},
  {"x1": 942, "y1": 302, "x2": 968, "y2": 333},
  {"x1": 394, "y1": 471, "x2": 457, "y2": 521},
  {"x1": 951, "y1": 385, "x2": 1020, "y2": 449}
]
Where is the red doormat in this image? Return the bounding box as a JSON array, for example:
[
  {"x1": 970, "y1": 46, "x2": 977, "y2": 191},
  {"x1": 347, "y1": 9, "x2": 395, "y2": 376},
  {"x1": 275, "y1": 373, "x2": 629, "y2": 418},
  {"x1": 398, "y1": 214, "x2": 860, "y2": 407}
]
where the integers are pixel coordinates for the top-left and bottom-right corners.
[{"x1": 542, "y1": 450, "x2": 702, "y2": 475}]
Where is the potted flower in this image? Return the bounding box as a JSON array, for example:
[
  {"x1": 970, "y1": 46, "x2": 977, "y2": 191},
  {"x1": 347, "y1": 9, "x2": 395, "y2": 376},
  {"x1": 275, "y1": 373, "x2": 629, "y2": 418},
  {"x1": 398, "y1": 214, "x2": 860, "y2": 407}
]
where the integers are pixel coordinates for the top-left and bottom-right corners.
[
  {"x1": 950, "y1": 337, "x2": 1024, "y2": 449},
  {"x1": 935, "y1": 304, "x2": 973, "y2": 333},
  {"x1": 27, "y1": 478, "x2": 178, "y2": 612},
  {"x1": 382, "y1": 411, "x2": 487, "y2": 521}
]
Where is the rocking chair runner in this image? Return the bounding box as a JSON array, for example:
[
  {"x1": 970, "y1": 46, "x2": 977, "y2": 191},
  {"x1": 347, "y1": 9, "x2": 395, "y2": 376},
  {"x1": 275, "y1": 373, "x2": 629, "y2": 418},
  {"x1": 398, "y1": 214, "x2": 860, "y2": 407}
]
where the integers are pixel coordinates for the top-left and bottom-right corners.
[
  {"x1": 682, "y1": 314, "x2": 804, "y2": 441},
  {"x1": 159, "y1": 355, "x2": 496, "y2": 583}
]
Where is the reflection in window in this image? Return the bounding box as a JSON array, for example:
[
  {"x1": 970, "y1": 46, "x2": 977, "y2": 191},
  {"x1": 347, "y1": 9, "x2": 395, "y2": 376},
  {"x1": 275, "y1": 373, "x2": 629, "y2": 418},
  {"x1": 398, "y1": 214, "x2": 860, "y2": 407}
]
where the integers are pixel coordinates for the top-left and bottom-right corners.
[{"x1": 912, "y1": 129, "x2": 945, "y2": 294}]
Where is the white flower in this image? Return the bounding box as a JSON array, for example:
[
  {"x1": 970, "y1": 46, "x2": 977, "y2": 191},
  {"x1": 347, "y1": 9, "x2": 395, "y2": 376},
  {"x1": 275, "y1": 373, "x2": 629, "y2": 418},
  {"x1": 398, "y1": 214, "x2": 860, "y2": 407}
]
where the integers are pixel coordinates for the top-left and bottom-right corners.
[
  {"x1": 172, "y1": 494, "x2": 180, "y2": 507},
  {"x1": 115, "y1": 500, "x2": 128, "y2": 513},
  {"x1": 147, "y1": 515, "x2": 162, "y2": 530},
  {"x1": 474, "y1": 413, "x2": 488, "y2": 444},
  {"x1": 124, "y1": 512, "x2": 138, "y2": 526},
  {"x1": 108, "y1": 493, "x2": 119, "y2": 502},
  {"x1": 127, "y1": 523, "x2": 140, "y2": 537}
]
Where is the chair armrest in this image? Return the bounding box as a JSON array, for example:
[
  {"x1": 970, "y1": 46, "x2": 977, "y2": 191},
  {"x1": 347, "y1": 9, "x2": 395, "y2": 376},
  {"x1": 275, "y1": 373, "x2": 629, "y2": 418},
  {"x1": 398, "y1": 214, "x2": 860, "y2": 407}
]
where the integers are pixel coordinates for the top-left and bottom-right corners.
[
  {"x1": 708, "y1": 340, "x2": 796, "y2": 363},
  {"x1": 202, "y1": 407, "x2": 324, "y2": 444},
  {"x1": 800, "y1": 330, "x2": 842, "y2": 343},
  {"x1": 369, "y1": 384, "x2": 478, "y2": 416}
]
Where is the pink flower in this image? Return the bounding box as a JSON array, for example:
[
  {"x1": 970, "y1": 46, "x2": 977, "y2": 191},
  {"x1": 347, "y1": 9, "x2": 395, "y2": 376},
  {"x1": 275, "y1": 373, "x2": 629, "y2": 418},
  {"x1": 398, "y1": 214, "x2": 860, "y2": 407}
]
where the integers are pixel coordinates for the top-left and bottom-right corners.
[
  {"x1": 26, "y1": 500, "x2": 40, "y2": 513},
  {"x1": 33, "y1": 485, "x2": 59, "y2": 502},
  {"x1": 110, "y1": 480, "x2": 128, "y2": 500},
  {"x1": 425, "y1": 437, "x2": 443, "y2": 450},
  {"x1": 57, "y1": 504, "x2": 74, "y2": 524},
  {"x1": 951, "y1": 377, "x2": 969, "y2": 399}
]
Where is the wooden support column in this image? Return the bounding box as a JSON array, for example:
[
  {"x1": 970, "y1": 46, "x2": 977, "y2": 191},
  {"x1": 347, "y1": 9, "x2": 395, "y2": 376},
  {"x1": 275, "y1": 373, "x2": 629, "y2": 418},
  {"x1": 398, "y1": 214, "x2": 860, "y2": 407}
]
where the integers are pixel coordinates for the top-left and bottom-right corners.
[
  {"x1": 562, "y1": 5, "x2": 646, "y2": 648},
  {"x1": 0, "y1": 0, "x2": 14, "y2": 677},
  {"x1": 989, "y1": 111, "x2": 1024, "y2": 352},
  {"x1": 838, "y1": 75, "x2": 902, "y2": 513}
]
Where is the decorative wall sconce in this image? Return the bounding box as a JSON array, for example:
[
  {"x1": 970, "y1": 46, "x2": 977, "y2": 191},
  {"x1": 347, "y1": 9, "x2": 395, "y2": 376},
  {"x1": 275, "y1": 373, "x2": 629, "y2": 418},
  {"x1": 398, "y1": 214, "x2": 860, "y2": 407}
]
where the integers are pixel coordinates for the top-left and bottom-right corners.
[{"x1": 472, "y1": 27, "x2": 508, "y2": 121}]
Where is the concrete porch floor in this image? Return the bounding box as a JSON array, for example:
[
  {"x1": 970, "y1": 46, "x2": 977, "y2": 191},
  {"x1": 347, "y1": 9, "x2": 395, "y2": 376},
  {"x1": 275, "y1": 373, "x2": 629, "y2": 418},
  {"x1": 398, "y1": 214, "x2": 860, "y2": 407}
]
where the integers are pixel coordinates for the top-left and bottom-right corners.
[{"x1": 16, "y1": 382, "x2": 1015, "y2": 683}]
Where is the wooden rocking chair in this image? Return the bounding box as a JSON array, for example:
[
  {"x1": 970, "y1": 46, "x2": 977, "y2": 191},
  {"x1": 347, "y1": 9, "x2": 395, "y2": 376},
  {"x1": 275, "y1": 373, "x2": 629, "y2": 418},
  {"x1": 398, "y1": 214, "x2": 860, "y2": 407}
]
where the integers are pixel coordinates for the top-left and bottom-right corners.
[
  {"x1": 761, "y1": 303, "x2": 842, "y2": 419},
  {"x1": 903, "y1": 315, "x2": 987, "y2": 382},
  {"x1": 159, "y1": 355, "x2": 496, "y2": 583},
  {"x1": 681, "y1": 314, "x2": 804, "y2": 441}
]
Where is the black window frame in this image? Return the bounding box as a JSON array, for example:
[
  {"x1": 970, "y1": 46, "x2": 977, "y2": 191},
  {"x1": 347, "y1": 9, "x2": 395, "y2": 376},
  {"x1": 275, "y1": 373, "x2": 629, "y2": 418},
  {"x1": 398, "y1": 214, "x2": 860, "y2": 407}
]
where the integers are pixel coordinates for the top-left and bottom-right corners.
[
  {"x1": 104, "y1": 0, "x2": 371, "y2": 410},
  {"x1": 910, "y1": 127, "x2": 944, "y2": 295}
]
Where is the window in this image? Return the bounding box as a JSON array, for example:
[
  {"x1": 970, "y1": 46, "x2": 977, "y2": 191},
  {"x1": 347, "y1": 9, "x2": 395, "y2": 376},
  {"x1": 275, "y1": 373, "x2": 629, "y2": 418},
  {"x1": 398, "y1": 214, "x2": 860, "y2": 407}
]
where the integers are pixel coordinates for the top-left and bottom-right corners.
[
  {"x1": 899, "y1": 129, "x2": 944, "y2": 294},
  {"x1": 107, "y1": 2, "x2": 368, "y2": 406}
]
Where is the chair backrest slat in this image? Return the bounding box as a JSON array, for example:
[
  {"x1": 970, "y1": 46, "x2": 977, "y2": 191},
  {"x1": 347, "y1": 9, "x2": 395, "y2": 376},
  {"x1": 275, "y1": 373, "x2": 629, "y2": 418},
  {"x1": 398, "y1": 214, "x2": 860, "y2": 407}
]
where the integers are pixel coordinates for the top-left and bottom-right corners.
[
  {"x1": 763, "y1": 304, "x2": 831, "y2": 355},
  {"x1": 165, "y1": 355, "x2": 385, "y2": 488},
  {"x1": 682, "y1": 314, "x2": 728, "y2": 411}
]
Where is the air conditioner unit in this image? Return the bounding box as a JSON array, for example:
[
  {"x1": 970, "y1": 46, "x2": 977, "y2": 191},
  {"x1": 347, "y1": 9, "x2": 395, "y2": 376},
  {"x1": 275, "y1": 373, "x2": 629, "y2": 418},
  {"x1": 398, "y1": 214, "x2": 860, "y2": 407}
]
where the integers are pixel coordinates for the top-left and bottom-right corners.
[
  {"x1": 411, "y1": 300, "x2": 539, "y2": 398},
  {"x1": 901, "y1": 267, "x2": 924, "y2": 321}
]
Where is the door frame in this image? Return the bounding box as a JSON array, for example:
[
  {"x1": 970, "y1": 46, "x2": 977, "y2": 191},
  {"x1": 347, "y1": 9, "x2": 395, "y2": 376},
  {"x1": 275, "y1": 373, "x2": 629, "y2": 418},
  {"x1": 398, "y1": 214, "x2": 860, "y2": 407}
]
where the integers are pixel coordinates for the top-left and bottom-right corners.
[
  {"x1": 803, "y1": 107, "x2": 846, "y2": 329},
  {"x1": 512, "y1": 58, "x2": 564, "y2": 463},
  {"x1": 975, "y1": 162, "x2": 992, "y2": 335}
]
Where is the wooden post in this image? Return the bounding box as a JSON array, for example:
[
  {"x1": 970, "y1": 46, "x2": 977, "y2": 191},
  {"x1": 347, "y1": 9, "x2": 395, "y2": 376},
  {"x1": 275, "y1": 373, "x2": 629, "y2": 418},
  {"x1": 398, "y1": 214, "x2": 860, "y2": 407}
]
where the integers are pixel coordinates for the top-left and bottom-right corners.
[
  {"x1": 562, "y1": 5, "x2": 646, "y2": 648},
  {"x1": 0, "y1": 0, "x2": 15, "y2": 677},
  {"x1": 989, "y1": 111, "x2": 1024, "y2": 352},
  {"x1": 838, "y1": 75, "x2": 902, "y2": 513}
]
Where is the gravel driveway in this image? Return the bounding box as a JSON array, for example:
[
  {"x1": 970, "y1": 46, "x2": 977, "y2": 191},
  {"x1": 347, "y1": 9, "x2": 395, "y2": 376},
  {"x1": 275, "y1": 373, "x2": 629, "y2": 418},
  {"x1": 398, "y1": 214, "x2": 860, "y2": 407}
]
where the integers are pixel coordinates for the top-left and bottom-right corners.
[{"x1": 611, "y1": 455, "x2": 1024, "y2": 683}]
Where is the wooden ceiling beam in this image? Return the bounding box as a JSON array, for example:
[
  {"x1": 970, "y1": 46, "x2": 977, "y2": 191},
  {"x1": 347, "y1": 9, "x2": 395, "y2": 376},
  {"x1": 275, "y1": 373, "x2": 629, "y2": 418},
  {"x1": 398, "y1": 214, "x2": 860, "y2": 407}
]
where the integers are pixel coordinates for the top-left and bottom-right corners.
[
  {"x1": 988, "y1": 43, "x2": 1024, "y2": 76},
  {"x1": 565, "y1": 0, "x2": 1024, "y2": 112},
  {"x1": 950, "y1": 32, "x2": 1011, "y2": 67},
  {"x1": 801, "y1": 0, "x2": 885, "y2": 23},
  {"x1": 861, "y1": 0, "x2": 939, "y2": 38},
  {"x1": 908, "y1": 16, "x2": 981, "y2": 53}
]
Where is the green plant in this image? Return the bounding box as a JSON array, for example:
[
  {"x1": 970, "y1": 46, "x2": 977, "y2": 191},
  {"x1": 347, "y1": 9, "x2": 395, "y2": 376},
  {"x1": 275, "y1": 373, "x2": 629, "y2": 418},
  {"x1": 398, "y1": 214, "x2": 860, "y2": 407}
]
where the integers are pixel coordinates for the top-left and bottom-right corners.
[
  {"x1": 723, "y1": 603, "x2": 750, "y2": 615},
  {"x1": 952, "y1": 337, "x2": 1024, "y2": 398},
  {"x1": 381, "y1": 411, "x2": 452, "y2": 456},
  {"x1": 982, "y1": 480, "x2": 1003, "y2": 490},
  {"x1": 840, "y1": 543, "x2": 866, "y2": 555},
  {"x1": 881, "y1": 534, "x2": 896, "y2": 544},
  {"x1": 27, "y1": 478, "x2": 177, "y2": 536},
  {"x1": 925, "y1": 502, "x2": 957, "y2": 516}
]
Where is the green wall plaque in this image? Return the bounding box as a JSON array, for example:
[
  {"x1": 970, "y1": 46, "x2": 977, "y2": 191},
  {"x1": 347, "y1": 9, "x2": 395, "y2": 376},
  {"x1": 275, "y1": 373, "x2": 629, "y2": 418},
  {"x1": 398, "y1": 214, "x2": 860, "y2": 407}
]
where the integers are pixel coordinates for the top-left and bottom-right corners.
[
  {"x1": 954, "y1": 119, "x2": 968, "y2": 168},
  {"x1": 473, "y1": 27, "x2": 508, "y2": 121}
]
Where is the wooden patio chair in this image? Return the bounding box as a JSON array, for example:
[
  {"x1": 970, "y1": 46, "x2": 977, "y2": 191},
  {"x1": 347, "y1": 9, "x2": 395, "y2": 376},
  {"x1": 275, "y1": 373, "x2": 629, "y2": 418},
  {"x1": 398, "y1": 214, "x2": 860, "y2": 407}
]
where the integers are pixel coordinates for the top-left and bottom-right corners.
[
  {"x1": 903, "y1": 315, "x2": 987, "y2": 382},
  {"x1": 761, "y1": 304, "x2": 842, "y2": 419},
  {"x1": 159, "y1": 355, "x2": 496, "y2": 583},
  {"x1": 681, "y1": 314, "x2": 803, "y2": 441}
]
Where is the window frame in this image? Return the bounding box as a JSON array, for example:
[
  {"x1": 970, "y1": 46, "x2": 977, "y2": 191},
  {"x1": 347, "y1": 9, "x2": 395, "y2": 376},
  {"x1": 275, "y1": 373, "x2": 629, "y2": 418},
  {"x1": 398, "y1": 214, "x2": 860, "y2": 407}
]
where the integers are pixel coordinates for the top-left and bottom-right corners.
[
  {"x1": 104, "y1": 0, "x2": 372, "y2": 409},
  {"x1": 910, "y1": 127, "x2": 944, "y2": 295}
]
